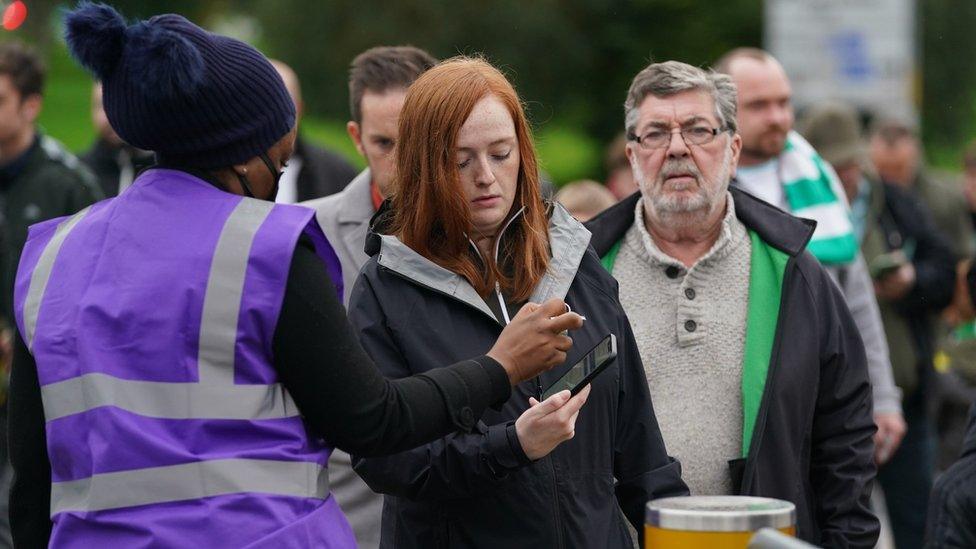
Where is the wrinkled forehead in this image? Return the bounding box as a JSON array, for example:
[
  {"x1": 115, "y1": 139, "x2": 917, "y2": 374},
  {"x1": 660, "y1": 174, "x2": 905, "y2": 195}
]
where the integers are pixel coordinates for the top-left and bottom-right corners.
[{"x1": 634, "y1": 90, "x2": 720, "y2": 132}]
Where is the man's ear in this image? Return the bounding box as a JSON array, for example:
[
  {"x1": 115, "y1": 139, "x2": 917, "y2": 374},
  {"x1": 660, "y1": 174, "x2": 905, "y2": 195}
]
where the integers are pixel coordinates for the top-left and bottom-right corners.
[
  {"x1": 21, "y1": 93, "x2": 42, "y2": 124},
  {"x1": 347, "y1": 121, "x2": 365, "y2": 157},
  {"x1": 729, "y1": 133, "x2": 743, "y2": 176}
]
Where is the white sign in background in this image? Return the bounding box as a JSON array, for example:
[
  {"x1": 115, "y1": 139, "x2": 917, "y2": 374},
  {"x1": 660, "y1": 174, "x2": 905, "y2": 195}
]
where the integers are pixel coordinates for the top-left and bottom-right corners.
[{"x1": 765, "y1": 0, "x2": 917, "y2": 122}]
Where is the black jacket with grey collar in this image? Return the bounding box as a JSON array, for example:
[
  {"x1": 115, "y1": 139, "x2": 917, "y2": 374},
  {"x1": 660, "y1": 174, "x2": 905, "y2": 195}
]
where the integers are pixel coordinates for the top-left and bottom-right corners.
[
  {"x1": 347, "y1": 202, "x2": 688, "y2": 549},
  {"x1": 585, "y1": 188, "x2": 880, "y2": 548}
]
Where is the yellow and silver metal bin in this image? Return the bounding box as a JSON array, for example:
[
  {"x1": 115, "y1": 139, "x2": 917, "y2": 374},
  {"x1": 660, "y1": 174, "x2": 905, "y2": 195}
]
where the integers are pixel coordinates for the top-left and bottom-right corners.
[{"x1": 645, "y1": 496, "x2": 796, "y2": 548}]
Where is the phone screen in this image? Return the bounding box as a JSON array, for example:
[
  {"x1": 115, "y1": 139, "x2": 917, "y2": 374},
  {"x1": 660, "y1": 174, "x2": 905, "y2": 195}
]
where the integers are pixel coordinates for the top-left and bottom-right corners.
[{"x1": 542, "y1": 334, "x2": 616, "y2": 399}]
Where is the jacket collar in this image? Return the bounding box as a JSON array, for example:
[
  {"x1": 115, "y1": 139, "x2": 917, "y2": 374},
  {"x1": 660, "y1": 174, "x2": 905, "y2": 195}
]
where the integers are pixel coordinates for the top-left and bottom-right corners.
[
  {"x1": 367, "y1": 202, "x2": 591, "y2": 321},
  {"x1": 586, "y1": 186, "x2": 816, "y2": 259},
  {"x1": 337, "y1": 168, "x2": 376, "y2": 224}
]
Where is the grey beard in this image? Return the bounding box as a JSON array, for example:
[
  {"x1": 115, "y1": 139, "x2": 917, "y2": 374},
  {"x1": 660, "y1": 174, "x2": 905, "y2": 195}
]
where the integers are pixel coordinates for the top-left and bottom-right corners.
[{"x1": 636, "y1": 147, "x2": 732, "y2": 224}]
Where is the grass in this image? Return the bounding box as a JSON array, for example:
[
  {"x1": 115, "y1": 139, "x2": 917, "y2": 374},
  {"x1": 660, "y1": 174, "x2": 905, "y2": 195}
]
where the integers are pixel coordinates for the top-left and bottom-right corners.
[{"x1": 37, "y1": 42, "x2": 95, "y2": 152}]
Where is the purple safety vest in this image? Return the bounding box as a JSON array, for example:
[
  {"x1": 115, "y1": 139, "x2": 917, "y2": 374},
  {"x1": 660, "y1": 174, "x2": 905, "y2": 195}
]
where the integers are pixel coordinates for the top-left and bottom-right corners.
[{"x1": 14, "y1": 169, "x2": 354, "y2": 548}]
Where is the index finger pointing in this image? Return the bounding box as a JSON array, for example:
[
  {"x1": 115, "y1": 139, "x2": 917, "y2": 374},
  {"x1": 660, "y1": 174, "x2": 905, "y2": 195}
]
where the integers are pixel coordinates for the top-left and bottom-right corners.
[
  {"x1": 548, "y1": 311, "x2": 584, "y2": 333},
  {"x1": 535, "y1": 298, "x2": 569, "y2": 319}
]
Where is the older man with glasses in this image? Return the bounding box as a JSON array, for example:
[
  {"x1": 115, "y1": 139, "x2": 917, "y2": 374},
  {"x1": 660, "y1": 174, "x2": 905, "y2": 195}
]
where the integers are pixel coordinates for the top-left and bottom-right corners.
[{"x1": 585, "y1": 60, "x2": 880, "y2": 548}]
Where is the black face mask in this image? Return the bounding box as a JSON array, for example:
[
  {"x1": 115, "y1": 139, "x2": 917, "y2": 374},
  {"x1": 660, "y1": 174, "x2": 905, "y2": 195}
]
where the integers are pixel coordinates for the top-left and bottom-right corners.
[{"x1": 235, "y1": 152, "x2": 284, "y2": 201}]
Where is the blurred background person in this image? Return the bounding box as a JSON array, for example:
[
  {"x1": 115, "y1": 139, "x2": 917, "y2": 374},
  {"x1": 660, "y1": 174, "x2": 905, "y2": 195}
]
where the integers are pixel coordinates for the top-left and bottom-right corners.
[
  {"x1": 554, "y1": 179, "x2": 616, "y2": 221},
  {"x1": 799, "y1": 101, "x2": 957, "y2": 549},
  {"x1": 303, "y1": 45, "x2": 437, "y2": 549},
  {"x1": 305, "y1": 46, "x2": 437, "y2": 305},
  {"x1": 0, "y1": 41, "x2": 102, "y2": 547},
  {"x1": 80, "y1": 82, "x2": 153, "y2": 197},
  {"x1": 350, "y1": 57, "x2": 687, "y2": 549},
  {"x1": 270, "y1": 59, "x2": 358, "y2": 203},
  {"x1": 0, "y1": 41, "x2": 101, "y2": 318},
  {"x1": 936, "y1": 257, "x2": 976, "y2": 472},
  {"x1": 870, "y1": 118, "x2": 976, "y2": 525},
  {"x1": 925, "y1": 259, "x2": 976, "y2": 548},
  {"x1": 962, "y1": 141, "x2": 976, "y2": 237},
  {"x1": 869, "y1": 119, "x2": 974, "y2": 259},
  {"x1": 604, "y1": 132, "x2": 637, "y2": 200},
  {"x1": 715, "y1": 47, "x2": 906, "y2": 490},
  {"x1": 926, "y1": 401, "x2": 976, "y2": 548}
]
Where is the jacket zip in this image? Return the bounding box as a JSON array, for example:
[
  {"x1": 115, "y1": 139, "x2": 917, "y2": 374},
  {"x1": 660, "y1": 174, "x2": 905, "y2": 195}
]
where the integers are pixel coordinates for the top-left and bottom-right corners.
[
  {"x1": 383, "y1": 208, "x2": 568, "y2": 546},
  {"x1": 381, "y1": 264, "x2": 568, "y2": 548},
  {"x1": 547, "y1": 456, "x2": 565, "y2": 549},
  {"x1": 484, "y1": 212, "x2": 563, "y2": 547},
  {"x1": 741, "y1": 255, "x2": 795, "y2": 490}
]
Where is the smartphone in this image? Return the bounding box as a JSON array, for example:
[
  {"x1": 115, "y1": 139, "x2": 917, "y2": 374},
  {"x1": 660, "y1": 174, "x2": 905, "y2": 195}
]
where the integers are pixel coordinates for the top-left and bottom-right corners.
[{"x1": 541, "y1": 333, "x2": 617, "y2": 400}]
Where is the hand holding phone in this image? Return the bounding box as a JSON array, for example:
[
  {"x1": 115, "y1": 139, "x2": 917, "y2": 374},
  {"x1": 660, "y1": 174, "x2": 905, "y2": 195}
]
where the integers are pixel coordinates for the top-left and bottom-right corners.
[{"x1": 515, "y1": 385, "x2": 592, "y2": 460}]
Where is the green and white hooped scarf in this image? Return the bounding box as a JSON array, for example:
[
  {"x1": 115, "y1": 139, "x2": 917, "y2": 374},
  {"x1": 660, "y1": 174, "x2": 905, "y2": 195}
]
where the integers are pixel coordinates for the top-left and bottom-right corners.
[{"x1": 779, "y1": 131, "x2": 858, "y2": 265}]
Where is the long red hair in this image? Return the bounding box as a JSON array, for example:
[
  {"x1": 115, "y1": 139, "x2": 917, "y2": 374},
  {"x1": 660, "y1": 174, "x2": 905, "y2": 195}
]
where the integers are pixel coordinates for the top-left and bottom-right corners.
[{"x1": 392, "y1": 57, "x2": 549, "y2": 302}]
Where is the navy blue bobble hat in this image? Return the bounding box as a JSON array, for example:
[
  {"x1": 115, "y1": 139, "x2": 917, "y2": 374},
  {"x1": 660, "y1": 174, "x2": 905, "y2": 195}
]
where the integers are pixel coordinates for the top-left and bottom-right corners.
[{"x1": 64, "y1": 2, "x2": 295, "y2": 169}]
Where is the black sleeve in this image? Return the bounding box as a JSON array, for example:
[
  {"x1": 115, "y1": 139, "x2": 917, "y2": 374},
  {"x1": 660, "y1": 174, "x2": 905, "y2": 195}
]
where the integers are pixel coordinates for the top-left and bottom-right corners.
[
  {"x1": 809, "y1": 265, "x2": 880, "y2": 548},
  {"x1": 272, "y1": 240, "x2": 512, "y2": 457},
  {"x1": 886, "y1": 186, "x2": 957, "y2": 314},
  {"x1": 348, "y1": 270, "x2": 532, "y2": 502},
  {"x1": 6, "y1": 239, "x2": 514, "y2": 548},
  {"x1": 8, "y1": 333, "x2": 52, "y2": 549}
]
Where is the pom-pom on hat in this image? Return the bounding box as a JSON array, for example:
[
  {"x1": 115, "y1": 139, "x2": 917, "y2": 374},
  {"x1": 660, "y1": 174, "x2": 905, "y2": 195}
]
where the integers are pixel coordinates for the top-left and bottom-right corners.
[{"x1": 64, "y1": 2, "x2": 295, "y2": 169}]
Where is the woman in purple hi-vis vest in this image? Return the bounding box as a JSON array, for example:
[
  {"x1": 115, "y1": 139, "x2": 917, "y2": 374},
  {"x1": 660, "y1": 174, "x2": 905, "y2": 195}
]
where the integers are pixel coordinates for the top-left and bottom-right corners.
[{"x1": 6, "y1": 4, "x2": 586, "y2": 548}]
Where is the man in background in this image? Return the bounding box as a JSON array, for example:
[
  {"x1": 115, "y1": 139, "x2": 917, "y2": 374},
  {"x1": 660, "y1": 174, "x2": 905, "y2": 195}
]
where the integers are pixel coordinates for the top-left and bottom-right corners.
[
  {"x1": 303, "y1": 45, "x2": 438, "y2": 549},
  {"x1": 0, "y1": 42, "x2": 101, "y2": 314},
  {"x1": 870, "y1": 119, "x2": 973, "y2": 258},
  {"x1": 715, "y1": 48, "x2": 905, "y2": 477},
  {"x1": 800, "y1": 102, "x2": 957, "y2": 549},
  {"x1": 80, "y1": 82, "x2": 153, "y2": 197},
  {"x1": 604, "y1": 132, "x2": 638, "y2": 200},
  {"x1": 554, "y1": 179, "x2": 617, "y2": 221},
  {"x1": 962, "y1": 141, "x2": 976, "y2": 234},
  {"x1": 0, "y1": 40, "x2": 102, "y2": 549},
  {"x1": 271, "y1": 59, "x2": 358, "y2": 203}
]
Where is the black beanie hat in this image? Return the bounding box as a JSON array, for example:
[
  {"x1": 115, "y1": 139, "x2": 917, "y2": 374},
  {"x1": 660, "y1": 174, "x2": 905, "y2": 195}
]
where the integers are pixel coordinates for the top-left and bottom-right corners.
[{"x1": 64, "y1": 2, "x2": 295, "y2": 169}]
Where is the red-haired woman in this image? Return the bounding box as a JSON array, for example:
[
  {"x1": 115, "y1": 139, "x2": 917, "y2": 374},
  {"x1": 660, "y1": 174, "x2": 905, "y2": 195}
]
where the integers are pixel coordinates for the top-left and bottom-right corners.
[{"x1": 348, "y1": 58, "x2": 688, "y2": 548}]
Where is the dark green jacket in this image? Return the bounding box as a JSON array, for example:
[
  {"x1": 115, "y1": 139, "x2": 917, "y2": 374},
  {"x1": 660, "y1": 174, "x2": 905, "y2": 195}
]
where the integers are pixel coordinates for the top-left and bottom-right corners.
[
  {"x1": 913, "y1": 170, "x2": 974, "y2": 258},
  {"x1": 858, "y1": 177, "x2": 956, "y2": 395},
  {"x1": 0, "y1": 133, "x2": 103, "y2": 320}
]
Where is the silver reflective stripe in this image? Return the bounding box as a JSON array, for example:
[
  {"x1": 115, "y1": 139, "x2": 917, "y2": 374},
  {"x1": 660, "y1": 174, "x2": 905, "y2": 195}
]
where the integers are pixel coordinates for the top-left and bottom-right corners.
[
  {"x1": 198, "y1": 198, "x2": 274, "y2": 384},
  {"x1": 51, "y1": 458, "x2": 328, "y2": 514},
  {"x1": 41, "y1": 373, "x2": 299, "y2": 421},
  {"x1": 22, "y1": 207, "x2": 92, "y2": 350},
  {"x1": 32, "y1": 197, "x2": 325, "y2": 515}
]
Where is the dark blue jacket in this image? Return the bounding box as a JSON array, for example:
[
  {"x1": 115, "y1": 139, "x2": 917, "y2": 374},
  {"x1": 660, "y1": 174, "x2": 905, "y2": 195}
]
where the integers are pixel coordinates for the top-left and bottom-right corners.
[
  {"x1": 926, "y1": 403, "x2": 976, "y2": 548},
  {"x1": 348, "y1": 204, "x2": 688, "y2": 548}
]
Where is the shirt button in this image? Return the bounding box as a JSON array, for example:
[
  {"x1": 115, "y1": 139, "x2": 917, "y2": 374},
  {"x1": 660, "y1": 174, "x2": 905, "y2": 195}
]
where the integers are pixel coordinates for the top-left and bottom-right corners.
[
  {"x1": 685, "y1": 288, "x2": 696, "y2": 300},
  {"x1": 684, "y1": 320, "x2": 697, "y2": 332},
  {"x1": 665, "y1": 266, "x2": 680, "y2": 279}
]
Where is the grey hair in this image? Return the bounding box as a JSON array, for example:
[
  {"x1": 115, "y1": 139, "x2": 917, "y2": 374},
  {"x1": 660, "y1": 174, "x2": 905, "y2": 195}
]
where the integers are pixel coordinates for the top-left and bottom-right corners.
[{"x1": 624, "y1": 61, "x2": 738, "y2": 138}]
